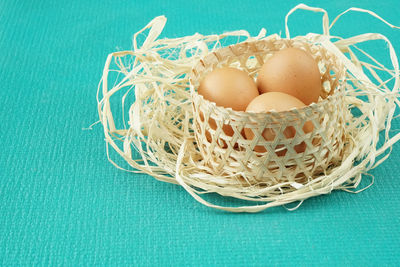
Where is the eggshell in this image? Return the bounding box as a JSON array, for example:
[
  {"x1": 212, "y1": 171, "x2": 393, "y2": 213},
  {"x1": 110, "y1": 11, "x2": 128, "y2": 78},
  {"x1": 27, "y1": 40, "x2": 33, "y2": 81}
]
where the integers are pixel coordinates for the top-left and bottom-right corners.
[
  {"x1": 198, "y1": 67, "x2": 259, "y2": 111},
  {"x1": 257, "y1": 48, "x2": 321, "y2": 105},
  {"x1": 198, "y1": 67, "x2": 259, "y2": 140},
  {"x1": 244, "y1": 92, "x2": 314, "y2": 155}
]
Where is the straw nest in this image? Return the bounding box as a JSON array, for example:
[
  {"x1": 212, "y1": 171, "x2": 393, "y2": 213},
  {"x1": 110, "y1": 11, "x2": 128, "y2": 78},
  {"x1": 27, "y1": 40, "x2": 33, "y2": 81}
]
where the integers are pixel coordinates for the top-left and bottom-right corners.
[{"x1": 97, "y1": 4, "x2": 400, "y2": 212}]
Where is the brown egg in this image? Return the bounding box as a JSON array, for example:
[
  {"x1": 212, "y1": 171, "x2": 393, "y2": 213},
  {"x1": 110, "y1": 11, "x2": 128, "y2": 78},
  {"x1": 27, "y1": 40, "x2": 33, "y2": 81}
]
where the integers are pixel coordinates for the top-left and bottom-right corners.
[
  {"x1": 244, "y1": 92, "x2": 314, "y2": 155},
  {"x1": 257, "y1": 48, "x2": 321, "y2": 105},
  {"x1": 199, "y1": 67, "x2": 259, "y2": 111},
  {"x1": 198, "y1": 67, "x2": 259, "y2": 140}
]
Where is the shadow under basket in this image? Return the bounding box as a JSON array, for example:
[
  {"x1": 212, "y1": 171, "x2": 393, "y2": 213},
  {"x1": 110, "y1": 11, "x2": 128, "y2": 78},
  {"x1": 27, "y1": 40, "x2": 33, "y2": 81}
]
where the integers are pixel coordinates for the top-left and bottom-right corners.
[{"x1": 189, "y1": 37, "x2": 350, "y2": 186}]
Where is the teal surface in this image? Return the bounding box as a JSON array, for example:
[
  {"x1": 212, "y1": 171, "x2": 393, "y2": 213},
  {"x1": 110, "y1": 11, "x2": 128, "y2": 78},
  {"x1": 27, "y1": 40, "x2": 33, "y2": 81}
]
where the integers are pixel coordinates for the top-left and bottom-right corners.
[{"x1": 1, "y1": 0, "x2": 400, "y2": 266}]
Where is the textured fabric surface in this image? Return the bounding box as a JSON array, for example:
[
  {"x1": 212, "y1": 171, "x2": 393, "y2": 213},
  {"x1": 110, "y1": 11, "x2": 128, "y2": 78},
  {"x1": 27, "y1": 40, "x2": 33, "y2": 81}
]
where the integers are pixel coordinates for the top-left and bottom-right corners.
[{"x1": 1, "y1": 0, "x2": 399, "y2": 265}]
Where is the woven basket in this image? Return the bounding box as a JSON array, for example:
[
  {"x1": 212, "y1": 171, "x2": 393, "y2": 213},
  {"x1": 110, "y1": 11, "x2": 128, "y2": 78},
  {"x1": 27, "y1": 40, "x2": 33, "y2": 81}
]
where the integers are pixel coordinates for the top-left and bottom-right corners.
[{"x1": 189, "y1": 37, "x2": 349, "y2": 186}]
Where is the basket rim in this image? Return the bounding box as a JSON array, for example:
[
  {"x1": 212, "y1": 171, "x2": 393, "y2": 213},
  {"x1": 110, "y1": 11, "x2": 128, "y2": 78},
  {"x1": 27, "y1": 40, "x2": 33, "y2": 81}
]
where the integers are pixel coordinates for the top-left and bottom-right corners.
[{"x1": 191, "y1": 89, "x2": 346, "y2": 118}]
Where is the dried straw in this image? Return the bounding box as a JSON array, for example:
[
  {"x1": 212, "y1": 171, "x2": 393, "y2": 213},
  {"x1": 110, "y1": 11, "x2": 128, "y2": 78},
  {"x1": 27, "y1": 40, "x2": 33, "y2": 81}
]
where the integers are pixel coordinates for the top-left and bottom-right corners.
[{"x1": 97, "y1": 4, "x2": 400, "y2": 212}]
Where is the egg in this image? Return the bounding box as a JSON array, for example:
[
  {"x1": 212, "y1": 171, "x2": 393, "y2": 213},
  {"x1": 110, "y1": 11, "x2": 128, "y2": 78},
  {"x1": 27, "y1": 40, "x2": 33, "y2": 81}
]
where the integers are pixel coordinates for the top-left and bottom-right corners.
[
  {"x1": 244, "y1": 92, "x2": 314, "y2": 155},
  {"x1": 198, "y1": 67, "x2": 259, "y2": 111},
  {"x1": 256, "y1": 48, "x2": 321, "y2": 105},
  {"x1": 198, "y1": 67, "x2": 259, "y2": 140}
]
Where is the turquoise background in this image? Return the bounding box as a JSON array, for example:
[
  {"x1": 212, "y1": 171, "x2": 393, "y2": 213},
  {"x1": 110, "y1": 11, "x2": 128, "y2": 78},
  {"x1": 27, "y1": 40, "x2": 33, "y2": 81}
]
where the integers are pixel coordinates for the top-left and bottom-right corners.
[{"x1": 1, "y1": 0, "x2": 400, "y2": 266}]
